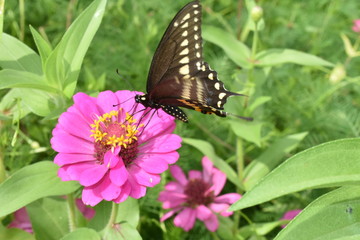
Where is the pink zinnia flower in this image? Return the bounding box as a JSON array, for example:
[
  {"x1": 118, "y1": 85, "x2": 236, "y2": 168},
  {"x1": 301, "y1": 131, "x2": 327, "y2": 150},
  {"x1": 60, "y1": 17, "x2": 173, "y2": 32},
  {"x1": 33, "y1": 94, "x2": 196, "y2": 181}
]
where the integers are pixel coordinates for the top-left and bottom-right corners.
[
  {"x1": 352, "y1": 19, "x2": 360, "y2": 33},
  {"x1": 158, "y1": 156, "x2": 241, "y2": 232},
  {"x1": 281, "y1": 209, "x2": 302, "y2": 228},
  {"x1": 8, "y1": 208, "x2": 33, "y2": 233},
  {"x1": 51, "y1": 90, "x2": 181, "y2": 206}
]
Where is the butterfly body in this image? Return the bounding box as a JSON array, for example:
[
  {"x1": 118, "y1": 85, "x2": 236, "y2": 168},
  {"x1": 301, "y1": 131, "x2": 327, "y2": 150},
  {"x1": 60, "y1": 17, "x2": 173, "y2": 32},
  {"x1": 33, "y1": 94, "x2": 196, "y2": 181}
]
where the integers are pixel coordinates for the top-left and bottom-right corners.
[{"x1": 135, "y1": 0, "x2": 250, "y2": 122}]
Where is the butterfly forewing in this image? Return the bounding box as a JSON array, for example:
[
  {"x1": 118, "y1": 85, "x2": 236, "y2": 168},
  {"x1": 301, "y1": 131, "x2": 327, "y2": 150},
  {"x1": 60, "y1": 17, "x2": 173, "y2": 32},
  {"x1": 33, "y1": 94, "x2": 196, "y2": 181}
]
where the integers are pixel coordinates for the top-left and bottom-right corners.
[{"x1": 147, "y1": 1, "x2": 203, "y2": 92}]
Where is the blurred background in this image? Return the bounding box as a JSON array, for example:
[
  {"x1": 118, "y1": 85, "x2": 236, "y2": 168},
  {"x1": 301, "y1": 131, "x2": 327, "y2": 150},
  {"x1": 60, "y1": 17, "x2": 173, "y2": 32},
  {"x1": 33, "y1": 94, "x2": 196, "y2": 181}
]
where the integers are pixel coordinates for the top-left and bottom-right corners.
[{"x1": 2, "y1": 0, "x2": 360, "y2": 238}]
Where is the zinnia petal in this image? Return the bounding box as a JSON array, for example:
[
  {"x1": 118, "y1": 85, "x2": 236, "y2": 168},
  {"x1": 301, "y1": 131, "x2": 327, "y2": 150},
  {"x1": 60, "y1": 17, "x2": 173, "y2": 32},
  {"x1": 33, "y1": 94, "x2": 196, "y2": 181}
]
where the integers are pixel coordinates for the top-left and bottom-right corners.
[
  {"x1": 203, "y1": 213, "x2": 219, "y2": 232},
  {"x1": 54, "y1": 153, "x2": 95, "y2": 166},
  {"x1": 201, "y1": 156, "x2": 213, "y2": 183},
  {"x1": 188, "y1": 170, "x2": 202, "y2": 180},
  {"x1": 164, "y1": 181, "x2": 184, "y2": 193},
  {"x1": 196, "y1": 205, "x2": 213, "y2": 221},
  {"x1": 174, "y1": 208, "x2": 196, "y2": 232},
  {"x1": 210, "y1": 168, "x2": 226, "y2": 196},
  {"x1": 140, "y1": 134, "x2": 182, "y2": 153},
  {"x1": 79, "y1": 164, "x2": 108, "y2": 186},
  {"x1": 215, "y1": 193, "x2": 241, "y2": 204},
  {"x1": 96, "y1": 91, "x2": 119, "y2": 114},
  {"x1": 170, "y1": 165, "x2": 188, "y2": 186},
  {"x1": 129, "y1": 165, "x2": 161, "y2": 187},
  {"x1": 135, "y1": 153, "x2": 169, "y2": 174}
]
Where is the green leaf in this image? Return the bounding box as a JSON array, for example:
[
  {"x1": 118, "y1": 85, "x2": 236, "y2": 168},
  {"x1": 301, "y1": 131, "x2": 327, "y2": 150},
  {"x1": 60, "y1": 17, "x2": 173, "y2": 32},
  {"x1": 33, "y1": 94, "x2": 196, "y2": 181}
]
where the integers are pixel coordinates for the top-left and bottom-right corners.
[
  {"x1": 202, "y1": 25, "x2": 251, "y2": 69},
  {"x1": 30, "y1": 25, "x2": 52, "y2": 69},
  {"x1": 248, "y1": 96, "x2": 272, "y2": 113},
  {"x1": 0, "y1": 33, "x2": 42, "y2": 75},
  {"x1": 256, "y1": 49, "x2": 334, "y2": 67},
  {"x1": 0, "y1": 225, "x2": 35, "y2": 240},
  {"x1": 243, "y1": 132, "x2": 308, "y2": 190},
  {"x1": 44, "y1": 0, "x2": 107, "y2": 97},
  {"x1": 182, "y1": 138, "x2": 241, "y2": 188},
  {"x1": 116, "y1": 198, "x2": 139, "y2": 227},
  {"x1": 0, "y1": 69, "x2": 58, "y2": 93},
  {"x1": 275, "y1": 186, "x2": 360, "y2": 240},
  {"x1": 88, "y1": 201, "x2": 112, "y2": 231},
  {"x1": 228, "y1": 120, "x2": 262, "y2": 147},
  {"x1": 61, "y1": 228, "x2": 101, "y2": 240},
  {"x1": 0, "y1": 161, "x2": 80, "y2": 217},
  {"x1": 230, "y1": 138, "x2": 360, "y2": 211},
  {"x1": 239, "y1": 221, "x2": 282, "y2": 238},
  {"x1": 102, "y1": 222, "x2": 141, "y2": 240},
  {"x1": 27, "y1": 198, "x2": 70, "y2": 240}
]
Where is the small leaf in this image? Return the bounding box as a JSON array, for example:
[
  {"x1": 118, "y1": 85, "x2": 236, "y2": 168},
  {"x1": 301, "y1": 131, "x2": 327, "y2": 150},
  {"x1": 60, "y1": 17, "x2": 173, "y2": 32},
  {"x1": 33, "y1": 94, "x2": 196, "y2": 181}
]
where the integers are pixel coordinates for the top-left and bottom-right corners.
[
  {"x1": 0, "y1": 33, "x2": 42, "y2": 75},
  {"x1": 256, "y1": 49, "x2": 334, "y2": 67},
  {"x1": 44, "y1": 0, "x2": 107, "y2": 97},
  {"x1": 182, "y1": 138, "x2": 242, "y2": 188},
  {"x1": 248, "y1": 96, "x2": 272, "y2": 113},
  {"x1": 275, "y1": 186, "x2": 360, "y2": 240},
  {"x1": 61, "y1": 228, "x2": 101, "y2": 240},
  {"x1": 243, "y1": 132, "x2": 308, "y2": 190},
  {"x1": 228, "y1": 120, "x2": 262, "y2": 147},
  {"x1": 0, "y1": 161, "x2": 80, "y2": 217},
  {"x1": 27, "y1": 198, "x2": 70, "y2": 240},
  {"x1": 30, "y1": 26, "x2": 52, "y2": 69},
  {"x1": 202, "y1": 25, "x2": 251, "y2": 69},
  {"x1": 230, "y1": 138, "x2": 360, "y2": 211}
]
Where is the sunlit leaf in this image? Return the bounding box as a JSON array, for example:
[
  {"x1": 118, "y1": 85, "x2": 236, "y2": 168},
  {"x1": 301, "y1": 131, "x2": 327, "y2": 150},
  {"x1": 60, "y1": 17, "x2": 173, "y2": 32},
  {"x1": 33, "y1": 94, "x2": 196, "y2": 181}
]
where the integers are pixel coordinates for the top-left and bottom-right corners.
[
  {"x1": 0, "y1": 161, "x2": 80, "y2": 217},
  {"x1": 230, "y1": 138, "x2": 360, "y2": 211},
  {"x1": 243, "y1": 132, "x2": 308, "y2": 190},
  {"x1": 275, "y1": 186, "x2": 360, "y2": 240},
  {"x1": 228, "y1": 120, "x2": 262, "y2": 147},
  {"x1": 61, "y1": 228, "x2": 101, "y2": 240},
  {"x1": 256, "y1": 49, "x2": 334, "y2": 67},
  {"x1": 203, "y1": 25, "x2": 251, "y2": 69},
  {"x1": 0, "y1": 33, "x2": 42, "y2": 75}
]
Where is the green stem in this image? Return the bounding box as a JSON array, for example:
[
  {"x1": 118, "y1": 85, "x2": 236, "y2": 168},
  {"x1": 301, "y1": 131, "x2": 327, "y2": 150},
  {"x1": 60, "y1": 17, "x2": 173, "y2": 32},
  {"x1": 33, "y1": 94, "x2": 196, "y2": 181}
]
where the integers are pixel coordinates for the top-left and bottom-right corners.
[
  {"x1": 0, "y1": 150, "x2": 5, "y2": 184},
  {"x1": 66, "y1": 193, "x2": 77, "y2": 232},
  {"x1": 251, "y1": 22, "x2": 259, "y2": 60},
  {"x1": 0, "y1": 0, "x2": 4, "y2": 38},
  {"x1": 236, "y1": 138, "x2": 244, "y2": 184},
  {"x1": 210, "y1": 231, "x2": 220, "y2": 240},
  {"x1": 19, "y1": 0, "x2": 24, "y2": 41},
  {"x1": 107, "y1": 202, "x2": 119, "y2": 229}
]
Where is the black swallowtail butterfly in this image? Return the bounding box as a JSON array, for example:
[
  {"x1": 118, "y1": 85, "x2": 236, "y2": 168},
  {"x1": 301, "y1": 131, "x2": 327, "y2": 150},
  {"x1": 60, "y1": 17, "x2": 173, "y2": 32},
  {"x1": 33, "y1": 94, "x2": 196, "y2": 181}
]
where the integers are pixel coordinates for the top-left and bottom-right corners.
[{"x1": 135, "y1": 0, "x2": 251, "y2": 123}]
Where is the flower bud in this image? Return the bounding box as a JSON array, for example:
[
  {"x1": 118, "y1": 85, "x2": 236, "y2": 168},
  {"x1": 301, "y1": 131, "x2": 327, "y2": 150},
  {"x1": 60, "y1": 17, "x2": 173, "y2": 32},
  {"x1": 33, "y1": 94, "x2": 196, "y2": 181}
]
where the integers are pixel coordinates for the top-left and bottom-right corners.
[
  {"x1": 329, "y1": 64, "x2": 346, "y2": 84},
  {"x1": 251, "y1": 6, "x2": 263, "y2": 23}
]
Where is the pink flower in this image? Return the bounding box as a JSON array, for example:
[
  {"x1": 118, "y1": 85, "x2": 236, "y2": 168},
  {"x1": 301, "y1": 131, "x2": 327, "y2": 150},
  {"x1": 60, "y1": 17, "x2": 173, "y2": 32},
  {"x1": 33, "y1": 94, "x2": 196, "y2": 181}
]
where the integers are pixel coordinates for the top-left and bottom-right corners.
[
  {"x1": 158, "y1": 156, "x2": 241, "y2": 232},
  {"x1": 8, "y1": 208, "x2": 33, "y2": 233},
  {"x1": 281, "y1": 209, "x2": 302, "y2": 228},
  {"x1": 352, "y1": 19, "x2": 360, "y2": 33},
  {"x1": 51, "y1": 91, "x2": 181, "y2": 206}
]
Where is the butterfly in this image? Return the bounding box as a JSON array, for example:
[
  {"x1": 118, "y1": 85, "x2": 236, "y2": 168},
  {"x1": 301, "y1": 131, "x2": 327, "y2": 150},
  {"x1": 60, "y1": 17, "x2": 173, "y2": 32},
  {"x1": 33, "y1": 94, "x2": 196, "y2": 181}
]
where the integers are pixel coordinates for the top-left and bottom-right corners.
[{"x1": 135, "y1": 0, "x2": 251, "y2": 123}]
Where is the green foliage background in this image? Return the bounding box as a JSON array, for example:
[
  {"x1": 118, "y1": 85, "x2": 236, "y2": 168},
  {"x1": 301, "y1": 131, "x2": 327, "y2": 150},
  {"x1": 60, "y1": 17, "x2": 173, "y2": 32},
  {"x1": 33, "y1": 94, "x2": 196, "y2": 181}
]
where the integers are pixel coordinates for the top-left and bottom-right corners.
[{"x1": 1, "y1": 0, "x2": 360, "y2": 239}]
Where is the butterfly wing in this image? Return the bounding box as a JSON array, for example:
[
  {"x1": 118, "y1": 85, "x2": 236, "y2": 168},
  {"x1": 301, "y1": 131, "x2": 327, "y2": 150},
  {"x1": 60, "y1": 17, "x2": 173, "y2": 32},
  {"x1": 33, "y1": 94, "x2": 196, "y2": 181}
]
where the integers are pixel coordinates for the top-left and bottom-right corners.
[
  {"x1": 147, "y1": 0, "x2": 203, "y2": 92},
  {"x1": 144, "y1": 1, "x2": 249, "y2": 122}
]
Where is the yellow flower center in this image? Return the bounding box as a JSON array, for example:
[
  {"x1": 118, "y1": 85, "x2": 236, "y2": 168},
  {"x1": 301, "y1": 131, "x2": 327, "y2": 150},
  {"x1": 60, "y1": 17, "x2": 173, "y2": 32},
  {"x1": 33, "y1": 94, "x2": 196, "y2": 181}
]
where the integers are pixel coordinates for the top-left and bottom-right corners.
[{"x1": 90, "y1": 109, "x2": 142, "y2": 150}]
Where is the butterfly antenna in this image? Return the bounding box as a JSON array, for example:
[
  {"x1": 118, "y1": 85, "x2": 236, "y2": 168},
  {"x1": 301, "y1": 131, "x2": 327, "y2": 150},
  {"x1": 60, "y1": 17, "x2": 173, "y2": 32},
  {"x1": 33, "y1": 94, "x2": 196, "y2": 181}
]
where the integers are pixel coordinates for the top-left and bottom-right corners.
[
  {"x1": 116, "y1": 69, "x2": 135, "y2": 91},
  {"x1": 112, "y1": 96, "x2": 135, "y2": 108}
]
